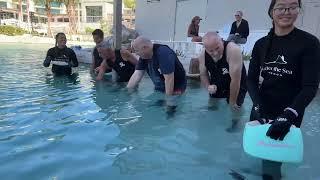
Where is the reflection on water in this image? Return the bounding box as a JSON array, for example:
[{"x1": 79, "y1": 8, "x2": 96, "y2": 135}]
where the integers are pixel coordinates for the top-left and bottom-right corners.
[{"x1": 0, "y1": 44, "x2": 320, "y2": 180}]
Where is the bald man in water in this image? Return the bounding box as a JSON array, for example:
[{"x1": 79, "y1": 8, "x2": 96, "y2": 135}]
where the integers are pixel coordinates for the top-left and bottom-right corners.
[
  {"x1": 127, "y1": 36, "x2": 186, "y2": 112},
  {"x1": 199, "y1": 32, "x2": 247, "y2": 131}
]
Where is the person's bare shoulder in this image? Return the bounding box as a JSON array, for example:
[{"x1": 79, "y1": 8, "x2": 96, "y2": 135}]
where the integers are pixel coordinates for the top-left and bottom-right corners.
[
  {"x1": 226, "y1": 42, "x2": 242, "y2": 63},
  {"x1": 227, "y1": 42, "x2": 241, "y2": 53}
]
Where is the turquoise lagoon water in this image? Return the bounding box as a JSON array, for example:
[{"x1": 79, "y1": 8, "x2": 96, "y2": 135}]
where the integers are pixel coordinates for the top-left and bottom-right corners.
[{"x1": 0, "y1": 43, "x2": 320, "y2": 180}]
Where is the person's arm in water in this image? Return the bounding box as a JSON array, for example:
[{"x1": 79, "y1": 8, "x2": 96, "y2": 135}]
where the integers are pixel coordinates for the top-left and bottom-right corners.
[
  {"x1": 69, "y1": 49, "x2": 78, "y2": 67},
  {"x1": 157, "y1": 48, "x2": 177, "y2": 96},
  {"x1": 95, "y1": 47, "x2": 113, "y2": 80},
  {"x1": 127, "y1": 57, "x2": 146, "y2": 89},
  {"x1": 43, "y1": 48, "x2": 54, "y2": 67},
  {"x1": 199, "y1": 49, "x2": 217, "y2": 94},
  {"x1": 164, "y1": 73, "x2": 175, "y2": 95},
  {"x1": 120, "y1": 49, "x2": 138, "y2": 65},
  {"x1": 90, "y1": 49, "x2": 96, "y2": 73},
  {"x1": 227, "y1": 43, "x2": 243, "y2": 106},
  {"x1": 127, "y1": 70, "x2": 145, "y2": 89},
  {"x1": 95, "y1": 59, "x2": 108, "y2": 80},
  {"x1": 111, "y1": 69, "x2": 119, "y2": 82},
  {"x1": 199, "y1": 49, "x2": 210, "y2": 88}
]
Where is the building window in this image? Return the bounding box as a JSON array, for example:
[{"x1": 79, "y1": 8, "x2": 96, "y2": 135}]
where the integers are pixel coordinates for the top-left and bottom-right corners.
[
  {"x1": 36, "y1": 8, "x2": 46, "y2": 15},
  {"x1": 64, "y1": 18, "x2": 69, "y2": 22},
  {"x1": 0, "y1": 2, "x2": 7, "y2": 9},
  {"x1": 51, "y1": 9, "x2": 60, "y2": 15},
  {"x1": 86, "y1": 6, "x2": 102, "y2": 23},
  {"x1": 147, "y1": 0, "x2": 160, "y2": 3},
  {"x1": 57, "y1": 18, "x2": 63, "y2": 22}
]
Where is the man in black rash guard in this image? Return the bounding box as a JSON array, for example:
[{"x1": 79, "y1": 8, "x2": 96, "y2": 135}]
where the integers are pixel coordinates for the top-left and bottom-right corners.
[
  {"x1": 43, "y1": 33, "x2": 78, "y2": 76},
  {"x1": 97, "y1": 44, "x2": 138, "y2": 82},
  {"x1": 247, "y1": 0, "x2": 320, "y2": 179},
  {"x1": 199, "y1": 31, "x2": 247, "y2": 132}
]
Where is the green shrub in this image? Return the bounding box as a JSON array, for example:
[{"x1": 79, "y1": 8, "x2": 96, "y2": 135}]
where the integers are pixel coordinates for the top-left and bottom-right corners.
[
  {"x1": 0, "y1": 25, "x2": 27, "y2": 36},
  {"x1": 31, "y1": 30, "x2": 40, "y2": 36},
  {"x1": 85, "y1": 27, "x2": 95, "y2": 34},
  {"x1": 100, "y1": 19, "x2": 111, "y2": 35}
]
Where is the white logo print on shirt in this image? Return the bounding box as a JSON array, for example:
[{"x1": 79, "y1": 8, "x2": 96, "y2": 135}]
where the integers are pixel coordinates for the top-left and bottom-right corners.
[
  {"x1": 222, "y1": 68, "x2": 229, "y2": 75},
  {"x1": 264, "y1": 55, "x2": 287, "y2": 65},
  {"x1": 261, "y1": 55, "x2": 292, "y2": 77},
  {"x1": 119, "y1": 62, "x2": 125, "y2": 68}
]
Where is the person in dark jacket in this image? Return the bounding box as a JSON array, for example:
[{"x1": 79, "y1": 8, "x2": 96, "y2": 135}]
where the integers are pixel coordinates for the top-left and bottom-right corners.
[{"x1": 227, "y1": 11, "x2": 249, "y2": 44}]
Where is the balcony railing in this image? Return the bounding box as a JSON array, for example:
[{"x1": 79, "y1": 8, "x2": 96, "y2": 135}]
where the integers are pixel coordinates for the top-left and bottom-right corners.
[{"x1": 86, "y1": 16, "x2": 102, "y2": 23}]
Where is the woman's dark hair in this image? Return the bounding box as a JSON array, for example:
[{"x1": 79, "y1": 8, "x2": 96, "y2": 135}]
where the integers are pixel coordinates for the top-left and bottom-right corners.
[
  {"x1": 55, "y1": 32, "x2": 66, "y2": 47},
  {"x1": 261, "y1": 0, "x2": 302, "y2": 65}
]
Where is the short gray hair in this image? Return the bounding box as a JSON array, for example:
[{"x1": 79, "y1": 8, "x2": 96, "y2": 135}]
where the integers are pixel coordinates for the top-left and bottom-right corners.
[
  {"x1": 236, "y1": 10, "x2": 243, "y2": 16},
  {"x1": 202, "y1": 31, "x2": 220, "y2": 43},
  {"x1": 132, "y1": 36, "x2": 152, "y2": 49},
  {"x1": 96, "y1": 38, "x2": 113, "y2": 49}
]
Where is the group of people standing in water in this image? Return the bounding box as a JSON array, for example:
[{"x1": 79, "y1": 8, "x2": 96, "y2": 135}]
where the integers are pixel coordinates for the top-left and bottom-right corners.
[{"x1": 43, "y1": 0, "x2": 319, "y2": 179}]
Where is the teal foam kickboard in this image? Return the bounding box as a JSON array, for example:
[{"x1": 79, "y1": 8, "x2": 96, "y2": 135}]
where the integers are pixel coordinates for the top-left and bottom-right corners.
[{"x1": 243, "y1": 121, "x2": 303, "y2": 163}]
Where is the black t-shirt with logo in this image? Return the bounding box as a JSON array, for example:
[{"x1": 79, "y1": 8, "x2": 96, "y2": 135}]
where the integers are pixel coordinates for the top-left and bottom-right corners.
[
  {"x1": 106, "y1": 50, "x2": 135, "y2": 82},
  {"x1": 248, "y1": 28, "x2": 320, "y2": 126},
  {"x1": 205, "y1": 41, "x2": 247, "y2": 100},
  {"x1": 44, "y1": 47, "x2": 78, "y2": 75}
]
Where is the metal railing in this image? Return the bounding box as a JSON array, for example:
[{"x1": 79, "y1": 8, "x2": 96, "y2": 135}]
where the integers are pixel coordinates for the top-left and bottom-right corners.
[{"x1": 86, "y1": 16, "x2": 102, "y2": 23}]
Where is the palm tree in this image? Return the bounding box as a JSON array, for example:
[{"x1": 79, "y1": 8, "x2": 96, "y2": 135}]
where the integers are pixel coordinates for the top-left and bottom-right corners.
[
  {"x1": 123, "y1": 0, "x2": 135, "y2": 28},
  {"x1": 124, "y1": 0, "x2": 135, "y2": 9},
  {"x1": 62, "y1": 0, "x2": 78, "y2": 34},
  {"x1": 34, "y1": 0, "x2": 55, "y2": 37},
  {"x1": 12, "y1": 0, "x2": 23, "y2": 25}
]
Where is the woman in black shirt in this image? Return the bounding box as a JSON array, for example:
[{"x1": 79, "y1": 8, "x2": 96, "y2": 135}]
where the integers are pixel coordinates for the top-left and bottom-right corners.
[
  {"x1": 43, "y1": 33, "x2": 78, "y2": 75},
  {"x1": 247, "y1": 0, "x2": 320, "y2": 179}
]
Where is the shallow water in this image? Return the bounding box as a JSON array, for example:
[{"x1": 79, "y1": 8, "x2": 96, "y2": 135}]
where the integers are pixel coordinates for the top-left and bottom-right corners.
[{"x1": 0, "y1": 43, "x2": 319, "y2": 180}]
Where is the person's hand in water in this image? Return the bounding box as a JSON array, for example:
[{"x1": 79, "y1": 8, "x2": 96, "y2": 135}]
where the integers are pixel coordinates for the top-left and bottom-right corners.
[
  {"x1": 266, "y1": 109, "x2": 297, "y2": 140},
  {"x1": 95, "y1": 68, "x2": 103, "y2": 81},
  {"x1": 166, "y1": 95, "x2": 177, "y2": 117},
  {"x1": 226, "y1": 103, "x2": 242, "y2": 133},
  {"x1": 208, "y1": 84, "x2": 217, "y2": 95},
  {"x1": 230, "y1": 103, "x2": 241, "y2": 112}
]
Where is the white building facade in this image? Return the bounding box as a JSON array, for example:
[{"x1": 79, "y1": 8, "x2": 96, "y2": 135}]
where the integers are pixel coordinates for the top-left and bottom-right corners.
[{"x1": 135, "y1": 0, "x2": 320, "y2": 41}]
